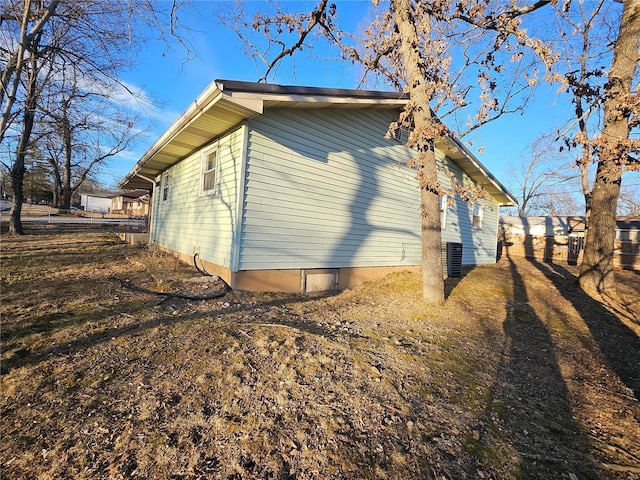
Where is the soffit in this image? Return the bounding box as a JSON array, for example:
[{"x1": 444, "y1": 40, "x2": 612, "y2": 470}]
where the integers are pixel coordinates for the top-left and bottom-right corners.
[
  {"x1": 436, "y1": 137, "x2": 517, "y2": 207},
  {"x1": 121, "y1": 94, "x2": 262, "y2": 189}
]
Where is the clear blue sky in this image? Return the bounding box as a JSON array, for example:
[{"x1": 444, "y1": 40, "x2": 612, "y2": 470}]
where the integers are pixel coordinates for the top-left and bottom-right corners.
[{"x1": 108, "y1": 1, "x2": 637, "y2": 203}]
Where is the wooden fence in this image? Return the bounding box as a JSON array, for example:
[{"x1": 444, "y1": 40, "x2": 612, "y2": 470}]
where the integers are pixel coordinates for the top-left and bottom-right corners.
[{"x1": 499, "y1": 233, "x2": 640, "y2": 271}]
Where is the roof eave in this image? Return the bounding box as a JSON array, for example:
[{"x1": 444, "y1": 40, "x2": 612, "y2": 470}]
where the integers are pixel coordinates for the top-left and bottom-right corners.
[
  {"x1": 120, "y1": 80, "x2": 514, "y2": 205},
  {"x1": 436, "y1": 136, "x2": 517, "y2": 207},
  {"x1": 120, "y1": 80, "x2": 264, "y2": 189},
  {"x1": 120, "y1": 80, "x2": 409, "y2": 190}
]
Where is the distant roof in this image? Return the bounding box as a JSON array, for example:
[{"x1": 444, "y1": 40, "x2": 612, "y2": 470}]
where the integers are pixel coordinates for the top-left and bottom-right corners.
[
  {"x1": 120, "y1": 79, "x2": 516, "y2": 206},
  {"x1": 113, "y1": 189, "x2": 150, "y2": 199},
  {"x1": 80, "y1": 192, "x2": 114, "y2": 199}
]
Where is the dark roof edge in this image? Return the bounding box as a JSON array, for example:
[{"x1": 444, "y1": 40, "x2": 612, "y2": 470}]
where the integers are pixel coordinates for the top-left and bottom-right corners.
[{"x1": 216, "y1": 79, "x2": 408, "y2": 101}]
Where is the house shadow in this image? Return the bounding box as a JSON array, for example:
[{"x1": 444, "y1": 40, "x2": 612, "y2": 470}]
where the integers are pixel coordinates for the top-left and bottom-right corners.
[
  {"x1": 473, "y1": 254, "x2": 594, "y2": 477},
  {"x1": 527, "y1": 260, "x2": 640, "y2": 399}
]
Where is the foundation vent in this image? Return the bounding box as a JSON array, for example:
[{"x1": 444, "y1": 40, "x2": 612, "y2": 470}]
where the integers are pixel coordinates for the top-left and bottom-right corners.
[{"x1": 304, "y1": 271, "x2": 339, "y2": 293}]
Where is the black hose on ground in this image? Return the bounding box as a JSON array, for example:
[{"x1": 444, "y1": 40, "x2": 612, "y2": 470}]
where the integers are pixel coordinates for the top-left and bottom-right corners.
[
  {"x1": 193, "y1": 252, "x2": 233, "y2": 292},
  {"x1": 193, "y1": 252, "x2": 212, "y2": 276},
  {"x1": 110, "y1": 276, "x2": 231, "y2": 301},
  {"x1": 110, "y1": 253, "x2": 232, "y2": 301}
]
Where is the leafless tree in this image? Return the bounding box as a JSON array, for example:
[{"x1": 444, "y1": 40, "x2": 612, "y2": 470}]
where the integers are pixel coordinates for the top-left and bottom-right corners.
[
  {"x1": 617, "y1": 183, "x2": 640, "y2": 216},
  {"x1": 553, "y1": 0, "x2": 615, "y2": 227},
  {"x1": 552, "y1": 0, "x2": 640, "y2": 293},
  {"x1": 507, "y1": 133, "x2": 582, "y2": 216},
  {"x1": 0, "y1": 0, "x2": 188, "y2": 234},
  {"x1": 38, "y1": 60, "x2": 140, "y2": 209}
]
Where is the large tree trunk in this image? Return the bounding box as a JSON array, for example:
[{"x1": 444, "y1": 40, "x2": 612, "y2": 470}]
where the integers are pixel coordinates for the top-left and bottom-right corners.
[
  {"x1": 419, "y1": 154, "x2": 445, "y2": 304},
  {"x1": 8, "y1": 47, "x2": 40, "y2": 235},
  {"x1": 8, "y1": 163, "x2": 26, "y2": 235},
  {"x1": 579, "y1": 0, "x2": 640, "y2": 293},
  {"x1": 393, "y1": 0, "x2": 445, "y2": 304},
  {"x1": 60, "y1": 187, "x2": 72, "y2": 210}
]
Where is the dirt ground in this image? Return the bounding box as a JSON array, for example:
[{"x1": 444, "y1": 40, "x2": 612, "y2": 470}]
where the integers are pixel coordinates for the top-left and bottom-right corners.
[{"x1": 1, "y1": 224, "x2": 639, "y2": 479}]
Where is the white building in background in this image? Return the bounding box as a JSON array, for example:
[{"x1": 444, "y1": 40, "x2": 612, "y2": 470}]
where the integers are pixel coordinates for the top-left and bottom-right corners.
[{"x1": 80, "y1": 193, "x2": 112, "y2": 213}]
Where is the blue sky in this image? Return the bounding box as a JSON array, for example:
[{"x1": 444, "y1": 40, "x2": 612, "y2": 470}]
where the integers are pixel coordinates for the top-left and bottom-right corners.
[{"x1": 109, "y1": 1, "x2": 637, "y2": 202}]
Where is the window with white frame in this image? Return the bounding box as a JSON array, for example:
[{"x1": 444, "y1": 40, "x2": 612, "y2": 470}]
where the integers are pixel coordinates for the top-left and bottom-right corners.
[
  {"x1": 473, "y1": 202, "x2": 484, "y2": 228},
  {"x1": 161, "y1": 172, "x2": 169, "y2": 202},
  {"x1": 201, "y1": 146, "x2": 218, "y2": 194},
  {"x1": 439, "y1": 194, "x2": 448, "y2": 229}
]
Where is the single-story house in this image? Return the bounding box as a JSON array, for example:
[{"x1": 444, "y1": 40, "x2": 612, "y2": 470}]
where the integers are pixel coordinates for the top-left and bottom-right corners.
[
  {"x1": 111, "y1": 189, "x2": 150, "y2": 216},
  {"x1": 120, "y1": 80, "x2": 517, "y2": 293}
]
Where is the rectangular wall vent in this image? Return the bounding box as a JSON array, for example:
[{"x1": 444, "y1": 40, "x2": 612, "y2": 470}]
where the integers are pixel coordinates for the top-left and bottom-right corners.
[{"x1": 304, "y1": 271, "x2": 339, "y2": 293}]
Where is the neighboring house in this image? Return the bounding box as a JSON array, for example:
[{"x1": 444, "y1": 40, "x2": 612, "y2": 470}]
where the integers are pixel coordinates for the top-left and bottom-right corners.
[
  {"x1": 80, "y1": 193, "x2": 112, "y2": 213},
  {"x1": 111, "y1": 189, "x2": 150, "y2": 216},
  {"x1": 120, "y1": 80, "x2": 517, "y2": 293},
  {"x1": 499, "y1": 216, "x2": 640, "y2": 270}
]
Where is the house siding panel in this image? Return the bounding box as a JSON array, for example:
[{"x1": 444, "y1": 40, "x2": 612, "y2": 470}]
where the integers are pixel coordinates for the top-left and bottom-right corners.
[
  {"x1": 239, "y1": 108, "x2": 501, "y2": 270},
  {"x1": 150, "y1": 127, "x2": 245, "y2": 271},
  {"x1": 437, "y1": 159, "x2": 502, "y2": 265}
]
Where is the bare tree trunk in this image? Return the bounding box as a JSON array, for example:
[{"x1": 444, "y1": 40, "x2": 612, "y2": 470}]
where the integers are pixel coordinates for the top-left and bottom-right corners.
[
  {"x1": 59, "y1": 102, "x2": 73, "y2": 210},
  {"x1": 48, "y1": 157, "x2": 62, "y2": 208},
  {"x1": 8, "y1": 46, "x2": 40, "y2": 235},
  {"x1": 52, "y1": 185, "x2": 59, "y2": 208},
  {"x1": 393, "y1": 0, "x2": 445, "y2": 304},
  {"x1": 419, "y1": 154, "x2": 445, "y2": 304},
  {"x1": 580, "y1": 161, "x2": 593, "y2": 230},
  {"x1": 8, "y1": 163, "x2": 26, "y2": 235},
  {"x1": 61, "y1": 188, "x2": 72, "y2": 209},
  {"x1": 579, "y1": 0, "x2": 639, "y2": 293}
]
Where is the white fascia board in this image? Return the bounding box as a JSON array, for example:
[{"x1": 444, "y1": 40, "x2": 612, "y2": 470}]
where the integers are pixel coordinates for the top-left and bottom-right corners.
[
  {"x1": 441, "y1": 136, "x2": 518, "y2": 207},
  {"x1": 254, "y1": 92, "x2": 409, "y2": 107},
  {"x1": 121, "y1": 82, "x2": 264, "y2": 188}
]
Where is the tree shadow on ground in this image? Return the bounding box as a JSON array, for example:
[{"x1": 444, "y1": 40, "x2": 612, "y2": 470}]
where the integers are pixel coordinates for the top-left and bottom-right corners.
[
  {"x1": 475, "y1": 255, "x2": 595, "y2": 478},
  {"x1": 1, "y1": 287, "x2": 343, "y2": 376},
  {"x1": 528, "y1": 260, "x2": 640, "y2": 400},
  {"x1": 444, "y1": 266, "x2": 473, "y2": 299}
]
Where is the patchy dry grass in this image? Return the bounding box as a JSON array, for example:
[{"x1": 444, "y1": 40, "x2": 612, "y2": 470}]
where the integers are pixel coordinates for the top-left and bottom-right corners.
[{"x1": 1, "y1": 224, "x2": 639, "y2": 479}]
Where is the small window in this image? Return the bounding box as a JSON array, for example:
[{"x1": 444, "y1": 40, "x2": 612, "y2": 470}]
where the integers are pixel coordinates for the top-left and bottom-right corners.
[
  {"x1": 161, "y1": 172, "x2": 169, "y2": 202},
  {"x1": 201, "y1": 147, "x2": 218, "y2": 194},
  {"x1": 440, "y1": 195, "x2": 448, "y2": 229},
  {"x1": 473, "y1": 202, "x2": 484, "y2": 228}
]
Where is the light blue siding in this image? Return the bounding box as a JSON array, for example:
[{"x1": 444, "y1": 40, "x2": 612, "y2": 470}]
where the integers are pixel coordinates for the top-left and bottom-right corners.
[
  {"x1": 149, "y1": 108, "x2": 502, "y2": 274},
  {"x1": 239, "y1": 108, "x2": 501, "y2": 270},
  {"x1": 150, "y1": 126, "x2": 246, "y2": 269},
  {"x1": 437, "y1": 154, "x2": 501, "y2": 265}
]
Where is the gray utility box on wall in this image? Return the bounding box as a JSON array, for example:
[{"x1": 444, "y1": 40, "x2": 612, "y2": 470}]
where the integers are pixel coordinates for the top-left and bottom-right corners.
[{"x1": 445, "y1": 242, "x2": 463, "y2": 277}]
